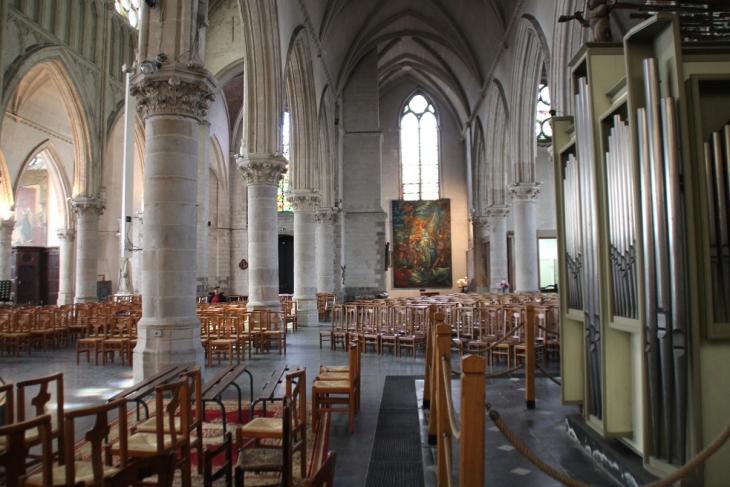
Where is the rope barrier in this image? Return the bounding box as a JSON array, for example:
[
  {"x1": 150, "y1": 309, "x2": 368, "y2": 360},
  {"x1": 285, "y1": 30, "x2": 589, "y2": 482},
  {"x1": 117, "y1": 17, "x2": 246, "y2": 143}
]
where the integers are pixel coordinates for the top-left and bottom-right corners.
[
  {"x1": 488, "y1": 405, "x2": 730, "y2": 487},
  {"x1": 484, "y1": 363, "x2": 525, "y2": 379},
  {"x1": 440, "y1": 355, "x2": 461, "y2": 440},
  {"x1": 442, "y1": 432, "x2": 454, "y2": 487},
  {"x1": 536, "y1": 363, "x2": 562, "y2": 386}
]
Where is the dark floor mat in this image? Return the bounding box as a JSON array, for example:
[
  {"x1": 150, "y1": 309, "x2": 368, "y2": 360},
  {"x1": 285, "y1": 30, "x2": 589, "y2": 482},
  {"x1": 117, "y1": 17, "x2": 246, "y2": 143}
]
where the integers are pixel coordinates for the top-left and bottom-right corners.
[{"x1": 364, "y1": 376, "x2": 425, "y2": 487}]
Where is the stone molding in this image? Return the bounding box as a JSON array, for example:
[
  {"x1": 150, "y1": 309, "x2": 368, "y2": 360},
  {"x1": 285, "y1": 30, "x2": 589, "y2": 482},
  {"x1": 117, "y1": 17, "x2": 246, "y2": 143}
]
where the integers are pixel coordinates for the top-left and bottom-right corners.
[
  {"x1": 71, "y1": 197, "x2": 105, "y2": 219},
  {"x1": 508, "y1": 183, "x2": 541, "y2": 202},
  {"x1": 236, "y1": 154, "x2": 288, "y2": 186},
  {"x1": 287, "y1": 190, "x2": 321, "y2": 213},
  {"x1": 131, "y1": 71, "x2": 216, "y2": 121},
  {"x1": 315, "y1": 208, "x2": 338, "y2": 225},
  {"x1": 56, "y1": 229, "x2": 76, "y2": 241},
  {"x1": 0, "y1": 219, "x2": 15, "y2": 233},
  {"x1": 485, "y1": 206, "x2": 511, "y2": 220}
]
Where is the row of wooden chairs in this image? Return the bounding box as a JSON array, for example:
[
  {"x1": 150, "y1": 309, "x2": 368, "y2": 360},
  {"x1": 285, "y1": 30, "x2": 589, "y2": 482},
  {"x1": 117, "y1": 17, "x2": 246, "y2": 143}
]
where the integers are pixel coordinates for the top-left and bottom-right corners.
[{"x1": 316, "y1": 293, "x2": 336, "y2": 322}]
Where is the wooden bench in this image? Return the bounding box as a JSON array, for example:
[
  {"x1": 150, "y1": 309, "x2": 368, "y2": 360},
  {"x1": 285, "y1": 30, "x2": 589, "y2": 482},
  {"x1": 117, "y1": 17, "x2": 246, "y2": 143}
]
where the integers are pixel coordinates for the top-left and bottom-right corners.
[
  {"x1": 201, "y1": 364, "x2": 253, "y2": 432},
  {"x1": 249, "y1": 364, "x2": 299, "y2": 418},
  {"x1": 108, "y1": 365, "x2": 187, "y2": 420}
]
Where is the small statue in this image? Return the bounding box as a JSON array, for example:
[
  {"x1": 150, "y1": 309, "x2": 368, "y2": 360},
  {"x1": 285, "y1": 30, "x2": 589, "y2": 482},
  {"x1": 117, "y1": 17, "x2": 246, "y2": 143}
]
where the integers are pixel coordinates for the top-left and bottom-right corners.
[
  {"x1": 341, "y1": 265, "x2": 346, "y2": 285},
  {"x1": 558, "y1": 0, "x2": 616, "y2": 42}
]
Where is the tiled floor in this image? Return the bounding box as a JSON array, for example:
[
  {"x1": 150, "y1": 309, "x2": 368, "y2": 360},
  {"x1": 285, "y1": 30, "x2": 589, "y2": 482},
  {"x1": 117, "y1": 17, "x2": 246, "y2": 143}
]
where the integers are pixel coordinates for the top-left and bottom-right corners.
[{"x1": 0, "y1": 323, "x2": 621, "y2": 487}]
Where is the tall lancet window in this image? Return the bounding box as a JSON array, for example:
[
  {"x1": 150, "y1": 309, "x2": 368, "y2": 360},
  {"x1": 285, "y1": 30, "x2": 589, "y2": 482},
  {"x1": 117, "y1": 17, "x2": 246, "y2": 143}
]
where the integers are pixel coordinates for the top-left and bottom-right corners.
[
  {"x1": 114, "y1": 0, "x2": 141, "y2": 28},
  {"x1": 400, "y1": 94, "x2": 440, "y2": 200},
  {"x1": 278, "y1": 110, "x2": 292, "y2": 212},
  {"x1": 536, "y1": 82, "x2": 552, "y2": 143}
]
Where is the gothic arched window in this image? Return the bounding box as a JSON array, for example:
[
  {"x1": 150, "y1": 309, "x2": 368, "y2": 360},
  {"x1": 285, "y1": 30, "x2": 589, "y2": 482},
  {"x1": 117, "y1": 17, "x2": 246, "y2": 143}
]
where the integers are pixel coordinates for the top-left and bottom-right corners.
[
  {"x1": 114, "y1": 0, "x2": 141, "y2": 28},
  {"x1": 278, "y1": 110, "x2": 292, "y2": 212},
  {"x1": 400, "y1": 94, "x2": 440, "y2": 201},
  {"x1": 536, "y1": 83, "x2": 552, "y2": 143}
]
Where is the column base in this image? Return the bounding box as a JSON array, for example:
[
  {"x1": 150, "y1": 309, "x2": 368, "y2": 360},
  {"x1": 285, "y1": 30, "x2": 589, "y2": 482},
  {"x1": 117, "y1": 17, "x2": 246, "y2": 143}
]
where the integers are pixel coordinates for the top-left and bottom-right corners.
[
  {"x1": 246, "y1": 299, "x2": 282, "y2": 311},
  {"x1": 75, "y1": 295, "x2": 99, "y2": 303},
  {"x1": 294, "y1": 296, "x2": 318, "y2": 326},
  {"x1": 133, "y1": 316, "x2": 205, "y2": 381},
  {"x1": 57, "y1": 293, "x2": 74, "y2": 306}
]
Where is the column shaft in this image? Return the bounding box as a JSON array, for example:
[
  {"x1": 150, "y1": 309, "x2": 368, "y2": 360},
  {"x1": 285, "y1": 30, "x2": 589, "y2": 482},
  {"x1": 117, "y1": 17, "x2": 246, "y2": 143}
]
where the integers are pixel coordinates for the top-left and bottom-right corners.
[
  {"x1": 316, "y1": 210, "x2": 337, "y2": 293},
  {"x1": 0, "y1": 220, "x2": 14, "y2": 281},
  {"x1": 289, "y1": 191, "x2": 320, "y2": 326},
  {"x1": 487, "y1": 207, "x2": 509, "y2": 291},
  {"x1": 509, "y1": 184, "x2": 540, "y2": 292},
  {"x1": 196, "y1": 122, "x2": 211, "y2": 293},
  {"x1": 57, "y1": 229, "x2": 75, "y2": 305},
  {"x1": 72, "y1": 198, "x2": 104, "y2": 303}
]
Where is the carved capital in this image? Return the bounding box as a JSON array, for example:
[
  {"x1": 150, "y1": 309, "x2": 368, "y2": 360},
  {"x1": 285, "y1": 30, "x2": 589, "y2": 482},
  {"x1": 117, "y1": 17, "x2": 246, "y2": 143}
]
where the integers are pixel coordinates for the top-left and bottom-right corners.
[
  {"x1": 236, "y1": 153, "x2": 288, "y2": 186},
  {"x1": 315, "y1": 208, "x2": 338, "y2": 225},
  {"x1": 131, "y1": 72, "x2": 216, "y2": 121},
  {"x1": 56, "y1": 229, "x2": 76, "y2": 242},
  {"x1": 485, "y1": 206, "x2": 510, "y2": 220},
  {"x1": 472, "y1": 216, "x2": 489, "y2": 239},
  {"x1": 0, "y1": 219, "x2": 15, "y2": 235},
  {"x1": 287, "y1": 190, "x2": 321, "y2": 213},
  {"x1": 508, "y1": 183, "x2": 541, "y2": 202},
  {"x1": 71, "y1": 197, "x2": 105, "y2": 219}
]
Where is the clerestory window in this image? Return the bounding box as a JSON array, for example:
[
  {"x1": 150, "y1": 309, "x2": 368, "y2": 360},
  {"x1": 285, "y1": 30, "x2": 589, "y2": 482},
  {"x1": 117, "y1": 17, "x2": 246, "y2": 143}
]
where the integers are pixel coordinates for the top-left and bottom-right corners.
[
  {"x1": 115, "y1": 0, "x2": 141, "y2": 28},
  {"x1": 278, "y1": 109, "x2": 292, "y2": 212},
  {"x1": 400, "y1": 94, "x2": 440, "y2": 201},
  {"x1": 536, "y1": 83, "x2": 552, "y2": 144}
]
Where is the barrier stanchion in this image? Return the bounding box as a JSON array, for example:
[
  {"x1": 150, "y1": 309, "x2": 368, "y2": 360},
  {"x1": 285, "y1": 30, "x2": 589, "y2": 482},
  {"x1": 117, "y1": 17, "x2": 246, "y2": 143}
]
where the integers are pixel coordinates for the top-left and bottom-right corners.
[
  {"x1": 422, "y1": 305, "x2": 437, "y2": 409},
  {"x1": 525, "y1": 304, "x2": 536, "y2": 409},
  {"x1": 460, "y1": 354, "x2": 486, "y2": 487},
  {"x1": 427, "y1": 312, "x2": 445, "y2": 444},
  {"x1": 435, "y1": 322, "x2": 452, "y2": 487}
]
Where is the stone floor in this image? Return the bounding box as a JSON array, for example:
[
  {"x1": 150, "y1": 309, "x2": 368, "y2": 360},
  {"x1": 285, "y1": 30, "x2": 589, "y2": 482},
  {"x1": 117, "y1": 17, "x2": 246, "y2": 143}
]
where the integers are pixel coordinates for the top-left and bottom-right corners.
[{"x1": 0, "y1": 323, "x2": 622, "y2": 487}]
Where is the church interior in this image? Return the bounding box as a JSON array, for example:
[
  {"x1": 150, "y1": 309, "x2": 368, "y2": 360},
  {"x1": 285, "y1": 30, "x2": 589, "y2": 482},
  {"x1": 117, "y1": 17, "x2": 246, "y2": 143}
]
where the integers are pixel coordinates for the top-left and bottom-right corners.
[{"x1": 2, "y1": 0, "x2": 730, "y2": 485}]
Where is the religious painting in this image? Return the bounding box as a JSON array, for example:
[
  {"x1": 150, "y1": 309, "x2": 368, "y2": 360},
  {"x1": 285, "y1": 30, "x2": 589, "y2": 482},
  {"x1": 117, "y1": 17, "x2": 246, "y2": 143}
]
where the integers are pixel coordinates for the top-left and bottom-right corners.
[
  {"x1": 13, "y1": 185, "x2": 46, "y2": 247},
  {"x1": 392, "y1": 199, "x2": 452, "y2": 288}
]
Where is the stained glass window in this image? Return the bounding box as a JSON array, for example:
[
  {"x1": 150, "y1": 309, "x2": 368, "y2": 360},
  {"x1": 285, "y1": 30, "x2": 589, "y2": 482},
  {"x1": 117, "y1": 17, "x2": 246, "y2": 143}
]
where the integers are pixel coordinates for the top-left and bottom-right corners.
[
  {"x1": 400, "y1": 94, "x2": 439, "y2": 201},
  {"x1": 536, "y1": 83, "x2": 552, "y2": 143},
  {"x1": 114, "y1": 0, "x2": 141, "y2": 28},
  {"x1": 278, "y1": 110, "x2": 292, "y2": 212}
]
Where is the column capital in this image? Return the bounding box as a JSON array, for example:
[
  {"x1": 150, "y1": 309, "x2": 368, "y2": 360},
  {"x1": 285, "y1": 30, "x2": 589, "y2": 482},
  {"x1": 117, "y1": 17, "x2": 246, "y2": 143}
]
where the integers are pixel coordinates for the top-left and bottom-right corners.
[
  {"x1": 71, "y1": 197, "x2": 105, "y2": 218},
  {"x1": 236, "y1": 153, "x2": 288, "y2": 186},
  {"x1": 131, "y1": 68, "x2": 217, "y2": 121},
  {"x1": 508, "y1": 183, "x2": 541, "y2": 202},
  {"x1": 0, "y1": 219, "x2": 15, "y2": 233},
  {"x1": 287, "y1": 190, "x2": 321, "y2": 213},
  {"x1": 485, "y1": 205, "x2": 511, "y2": 220},
  {"x1": 472, "y1": 216, "x2": 489, "y2": 239},
  {"x1": 315, "y1": 208, "x2": 339, "y2": 225},
  {"x1": 56, "y1": 228, "x2": 76, "y2": 241}
]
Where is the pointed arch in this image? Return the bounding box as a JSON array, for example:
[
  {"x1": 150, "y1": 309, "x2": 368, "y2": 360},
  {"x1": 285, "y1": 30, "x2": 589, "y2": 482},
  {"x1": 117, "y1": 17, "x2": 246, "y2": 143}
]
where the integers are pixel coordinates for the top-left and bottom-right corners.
[
  {"x1": 485, "y1": 79, "x2": 508, "y2": 206},
  {"x1": 1, "y1": 47, "x2": 97, "y2": 197},
  {"x1": 317, "y1": 85, "x2": 336, "y2": 208},
  {"x1": 472, "y1": 117, "x2": 487, "y2": 213},
  {"x1": 209, "y1": 135, "x2": 229, "y2": 194}
]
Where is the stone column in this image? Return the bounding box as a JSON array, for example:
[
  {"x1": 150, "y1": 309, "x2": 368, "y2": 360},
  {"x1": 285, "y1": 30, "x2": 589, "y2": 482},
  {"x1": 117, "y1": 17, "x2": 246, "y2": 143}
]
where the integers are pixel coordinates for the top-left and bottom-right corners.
[
  {"x1": 237, "y1": 154, "x2": 287, "y2": 310},
  {"x1": 316, "y1": 209, "x2": 337, "y2": 293},
  {"x1": 56, "y1": 229, "x2": 76, "y2": 305},
  {"x1": 508, "y1": 183, "x2": 541, "y2": 292},
  {"x1": 196, "y1": 121, "x2": 211, "y2": 294},
  {"x1": 486, "y1": 206, "x2": 510, "y2": 291},
  {"x1": 472, "y1": 216, "x2": 489, "y2": 291},
  {"x1": 131, "y1": 73, "x2": 215, "y2": 380},
  {"x1": 0, "y1": 219, "x2": 14, "y2": 280},
  {"x1": 288, "y1": 190, "x2": 320, "y2": 327},
  {"x1": 71, "y1": 198, "x2": 104, "y2": 303}
]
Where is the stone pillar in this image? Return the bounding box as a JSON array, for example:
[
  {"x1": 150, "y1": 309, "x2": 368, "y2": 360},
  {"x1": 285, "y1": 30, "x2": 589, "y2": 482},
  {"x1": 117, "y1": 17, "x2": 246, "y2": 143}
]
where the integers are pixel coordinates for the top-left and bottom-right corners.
[
  {"x1": 288, "y1": 190, "x2": 320, "y2": 327},
  {"x1": 316, "y1": 209, "x2": 337, "y2": 293},
  {"x1": 508, "y1": 183, "x2": 541, "y2": 292},
  {"x1": 56, "y1": 229, "x2": 76, "y2": 305},
  {"x1": 0, "y1": 219, "x2": 14, "y2": 280},
  {"x1": 131, "y1": 74, "x2": 215, "y2": 381},
  {"x1": 71, "y1": 198, "x2": 104, "y2": 303},
  {"x1": 472, "y1": 216, "x2": 489, "y2": 292},
  {"x1": 196, "y1": 121, "x2": 211, "y2": 294},
  {"x1": 486, "y1": 206, "x2": 510, "y2": 291},
  {"x1": 237, "y1": 154, "x2": 287, "y2": 310}
]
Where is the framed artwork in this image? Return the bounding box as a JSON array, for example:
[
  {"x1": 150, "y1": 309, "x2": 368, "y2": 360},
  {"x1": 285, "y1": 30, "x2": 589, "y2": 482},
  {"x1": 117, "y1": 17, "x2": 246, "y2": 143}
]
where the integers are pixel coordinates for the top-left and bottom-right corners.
[{"x1": 392, "y1": 199, "x2": 452, "y2": 288}]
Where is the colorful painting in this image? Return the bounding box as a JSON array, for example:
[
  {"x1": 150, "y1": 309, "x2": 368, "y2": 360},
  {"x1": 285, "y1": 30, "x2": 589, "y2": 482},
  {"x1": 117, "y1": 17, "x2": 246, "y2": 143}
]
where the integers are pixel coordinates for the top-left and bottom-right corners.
[{"x1": 392, "y1": 199, "x2": 452, "y2": 288}]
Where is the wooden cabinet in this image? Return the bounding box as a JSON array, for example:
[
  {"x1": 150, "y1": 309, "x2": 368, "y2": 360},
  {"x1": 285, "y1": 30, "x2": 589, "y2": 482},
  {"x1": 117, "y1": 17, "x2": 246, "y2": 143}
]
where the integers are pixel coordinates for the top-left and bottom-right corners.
[{"x1": 10, "y1": 246, "x2": 59, "y2": 305}]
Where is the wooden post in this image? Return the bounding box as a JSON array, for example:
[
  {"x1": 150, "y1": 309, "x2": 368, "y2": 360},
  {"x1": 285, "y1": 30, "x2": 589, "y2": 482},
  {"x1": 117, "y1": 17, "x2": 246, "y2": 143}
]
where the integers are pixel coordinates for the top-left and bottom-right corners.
[
  {"x1": 460, "y1": 354, "x2": 486, "y2": 487},
  {"x1": 435, "y1": 322, "x2": 453, "y2": 487},
  {"x1": 427, "y1": 312, "x2": 445, "y2": 444},
  {"x1": 423, "y1": 305, "x2": 438, "y2": 409},
  {"x1": 525, "y1": 304, "x2": 536, "y2": 409}
]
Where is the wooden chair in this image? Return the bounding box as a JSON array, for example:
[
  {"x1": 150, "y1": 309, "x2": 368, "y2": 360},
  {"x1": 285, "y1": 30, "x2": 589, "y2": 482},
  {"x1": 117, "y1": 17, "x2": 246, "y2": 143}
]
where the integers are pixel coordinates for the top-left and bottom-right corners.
[
  {"x1": 76, "y1": 319, "x2": 107, "y2": 365},
  {"x1": 262, "y1": 311, "x2": 286, "y2": 354},
  {"x1": 204, "y1": 432, "x2": 233, "y2": 487},
  {"x1": 102, "y1": 318, "x2": 131, "y2": 365},
  {"x1": 302, "y1": 451, "x2": 336, "y2": 487},
  {"x1": 491, "y1": 309, "x2": 523, "y2": 367},
  {"x1": 24, "y1": 399, "x2": 130, "y2": 487},
  {"x1": 235, "y1": 398, "x2": 293, "y2": 487},
  {"x1": 330, "y1": 305, "x2": 348, "y2": 351},
  {"x1": 0, "y1": 380, "x2": 14, "y2": 425},
  {"x1": 0, "y1": 414, "x2": 53, "y2": 487},
  {"x1": 236, "y1": 367, "x2": 307, "y2": 480},
  {"x1": 102, "y1": 453, "x2": 176, "y2": 487},
  {"x1": 312, "y1": 341, "x2": 360, "y2": 434},
  {"x1": 16, "y1": 372, "x2": 65, "y2": 465},
  {"x1": 2, "y1": 310, "x2": 32, "y2": 356},
  {"x1": 282, "y1": 300, "x2": 298, "y2": 334},
  {"x1": 134, "y1": 367, "x2": 204, "y2": 474},
  {"x1": 316, "y1": 339, "x2": 361, "y2": 411},
  {"x1": 106, "y1": 378, "x2": 192, "y2": 487},
  {"x1": 209, "y1": 316, "x2": 240, "y2": 366}
]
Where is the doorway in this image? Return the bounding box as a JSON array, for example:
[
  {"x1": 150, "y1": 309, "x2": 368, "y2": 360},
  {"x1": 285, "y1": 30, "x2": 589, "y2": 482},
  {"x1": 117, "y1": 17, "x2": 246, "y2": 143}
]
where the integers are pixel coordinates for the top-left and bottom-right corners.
[{"x1": 278, "y1": 235, "x2": 294, "y2": 294}]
